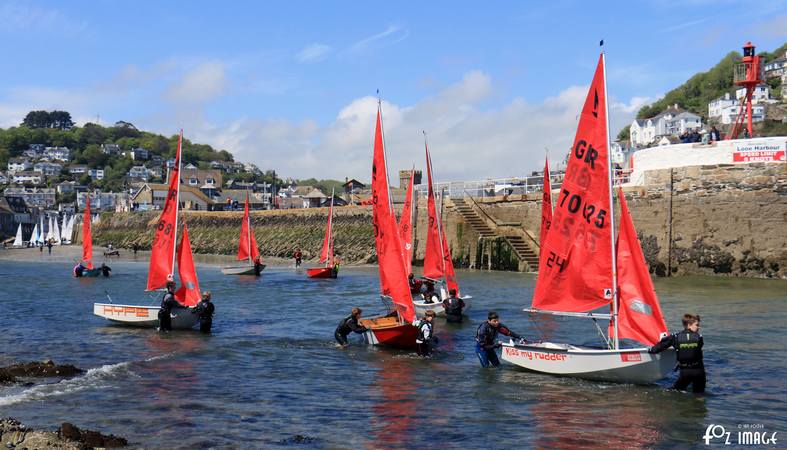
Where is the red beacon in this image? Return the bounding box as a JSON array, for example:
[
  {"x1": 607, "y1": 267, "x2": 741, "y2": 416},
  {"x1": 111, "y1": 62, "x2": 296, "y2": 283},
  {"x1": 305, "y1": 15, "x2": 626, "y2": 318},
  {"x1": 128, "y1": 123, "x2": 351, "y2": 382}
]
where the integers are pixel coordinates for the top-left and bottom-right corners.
[{"x1": 728, "y1": 42, "x2": 763, "y2": 140}]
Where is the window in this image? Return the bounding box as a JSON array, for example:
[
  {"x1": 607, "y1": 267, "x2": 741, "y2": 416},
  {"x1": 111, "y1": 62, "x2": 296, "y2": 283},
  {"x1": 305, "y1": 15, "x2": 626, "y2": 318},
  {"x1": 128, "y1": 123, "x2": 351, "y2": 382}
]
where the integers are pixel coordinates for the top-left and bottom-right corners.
[
  {"x1": 205, "y1": 178, "x2": 214, "y2": 185},
  {"x1": 189, "y1": 178, "x2": 198, "y2": 185}
]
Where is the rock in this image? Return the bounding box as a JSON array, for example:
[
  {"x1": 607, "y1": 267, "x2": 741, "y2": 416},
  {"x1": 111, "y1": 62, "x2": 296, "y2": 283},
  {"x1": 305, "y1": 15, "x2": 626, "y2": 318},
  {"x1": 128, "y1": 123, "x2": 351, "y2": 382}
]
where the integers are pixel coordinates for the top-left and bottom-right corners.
[
  {"x1": 58, "y1": 422, "x2": 128, "y2": 448},
  {"x1": 0, "y1": 361, "x2": 84, "y2": 379}
]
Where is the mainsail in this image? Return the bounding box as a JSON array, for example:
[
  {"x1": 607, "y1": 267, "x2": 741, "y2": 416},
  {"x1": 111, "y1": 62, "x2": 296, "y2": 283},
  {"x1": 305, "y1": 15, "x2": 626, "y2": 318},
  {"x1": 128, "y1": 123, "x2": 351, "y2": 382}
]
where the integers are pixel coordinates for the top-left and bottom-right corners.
[
  {"x1": 532, "y1": 55, "x2": 614, "y2": 313},
  {"x1": 12, "y1": 224, "x2": 23, "y2": 247},
  {"x1": 82, "y1": 197, "x2": 94, "y2": 269},
  {"x1": 147, "y1": 131, "x2": 183, "y2": 291},
  {"x1": 31, "y1": 223, "x2": 39, "y2": 245},
  {"x1": 237, "y1": 192, "x2": 260, "y2": 263},
  {"x1": 612, "y1": 188, "x2": 669, "y2": 345},
  {"x1": 371, "y1": 106, "x2": 415, "y2": 322},
  {"x1": 422, "y1": 143, "x2": 444, "y2": 280},
  {"x1": 539, "y1": 157, "x2": 553, "y2": 262},
  {"x1": 174, "y1": 224, "x2": 201, "y2": 307},
  {"x1": 319, "y1": 190, "x2": 334, "y2": 267},
  {"x1": 398, "y1": 169, "x2": 415, "y2": 274},
  {"x1": 53, "y1": 216, "x2": 61, "y2": 244}
]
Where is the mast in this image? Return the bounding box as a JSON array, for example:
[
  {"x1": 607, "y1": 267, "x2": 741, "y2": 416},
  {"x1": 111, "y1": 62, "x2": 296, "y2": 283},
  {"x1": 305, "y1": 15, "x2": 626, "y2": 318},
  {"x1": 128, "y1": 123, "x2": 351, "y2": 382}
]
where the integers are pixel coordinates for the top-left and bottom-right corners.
[
  {"x1": 602, "y1": 52, "x2": 619, "y2": 349},
  {"x1": 170, "y1": 130, "x2": 183, "y2": 280},
  {"x1": 329, "y1": 187, "x2": 335, "y2": 266},
  {"x1": 425, "y1": 132, "x2": 448, "y2": 282},
  {"x1": 378, "y1": 94, "x2": 395, "y2": 215},
  {"x1": 247, "y1": 190, "x2": 252, "y2": 264}
]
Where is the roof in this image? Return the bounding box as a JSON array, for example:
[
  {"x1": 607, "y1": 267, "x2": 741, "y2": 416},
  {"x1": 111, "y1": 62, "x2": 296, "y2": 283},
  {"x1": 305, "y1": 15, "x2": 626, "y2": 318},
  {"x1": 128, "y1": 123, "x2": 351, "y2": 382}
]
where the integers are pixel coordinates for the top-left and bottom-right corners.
[
  {"x1": 292, "y1": 185, "x2": 314, "y2": 196},
  {"x1": 133, "y1": 183, "x2": 214, "y2": 204},
  {"x1": 303, "y1": 188, "x2": 327, "y2": 199},
  {"x1": 342, "y1": 178, "x2": 365, "y2": 187},
  {"x1": 222, "y1": 189, "x2": 267, "y2": 203}
]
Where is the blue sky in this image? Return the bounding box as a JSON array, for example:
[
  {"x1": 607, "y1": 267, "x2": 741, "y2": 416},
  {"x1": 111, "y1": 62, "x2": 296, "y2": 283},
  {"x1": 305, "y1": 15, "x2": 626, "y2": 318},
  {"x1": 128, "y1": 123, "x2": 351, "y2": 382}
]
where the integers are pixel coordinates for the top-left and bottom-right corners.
[{"x1": 1, "y1": 0, "x2": 785, "y2": 180}]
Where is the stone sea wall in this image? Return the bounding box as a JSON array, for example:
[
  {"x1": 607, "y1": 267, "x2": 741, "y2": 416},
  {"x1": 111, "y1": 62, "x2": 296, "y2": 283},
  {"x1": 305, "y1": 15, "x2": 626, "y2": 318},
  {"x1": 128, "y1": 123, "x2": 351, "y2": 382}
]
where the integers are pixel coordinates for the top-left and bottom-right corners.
[{"x1": 91, "y1": 162, "x2": 786, "y2": 278}]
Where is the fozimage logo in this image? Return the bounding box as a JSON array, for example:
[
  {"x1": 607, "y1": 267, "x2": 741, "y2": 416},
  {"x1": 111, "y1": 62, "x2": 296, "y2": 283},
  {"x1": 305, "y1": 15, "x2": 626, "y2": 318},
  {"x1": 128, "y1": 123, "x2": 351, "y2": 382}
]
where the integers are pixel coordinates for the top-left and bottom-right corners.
[{"x1": 703, "y1": 424, "x2": 778, "y2": 446}]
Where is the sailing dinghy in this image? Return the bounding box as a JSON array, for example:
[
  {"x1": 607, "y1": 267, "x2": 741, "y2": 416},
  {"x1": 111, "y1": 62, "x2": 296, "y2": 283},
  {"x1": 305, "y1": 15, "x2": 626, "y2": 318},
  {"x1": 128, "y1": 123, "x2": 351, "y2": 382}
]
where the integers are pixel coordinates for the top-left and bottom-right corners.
[
  {"x1": 307, "y1": 188, "x2": 338, "y2": 279},
  {"x1": 78, "y1": 197, "x2": 103, "y2": 277},
  {"x1": 11, "y1": 224, "x2": 23, "y2": 247},
  {"x1": 360, "y1": 101, "x2": 420, "y2": 350},
  {"x1": 221, "y1": 191, "x2": 265, "y2": 275},
  {"x1": 93, "y1": 131, "x2": 201, "y2": 329},
  {"x1": 501, "y1": 54, "x2": 675, "y2": 384},
  {"x1": 412, "y1": 140, "x2": 472, "y2": 317}
]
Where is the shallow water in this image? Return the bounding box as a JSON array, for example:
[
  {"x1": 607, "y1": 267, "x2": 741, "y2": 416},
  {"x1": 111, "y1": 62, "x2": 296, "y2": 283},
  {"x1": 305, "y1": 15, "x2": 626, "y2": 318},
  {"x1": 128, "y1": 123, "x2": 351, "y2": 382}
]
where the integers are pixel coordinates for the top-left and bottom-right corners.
[{"x1": 0, "y1": 257, "x2": 785, "y2": 448}]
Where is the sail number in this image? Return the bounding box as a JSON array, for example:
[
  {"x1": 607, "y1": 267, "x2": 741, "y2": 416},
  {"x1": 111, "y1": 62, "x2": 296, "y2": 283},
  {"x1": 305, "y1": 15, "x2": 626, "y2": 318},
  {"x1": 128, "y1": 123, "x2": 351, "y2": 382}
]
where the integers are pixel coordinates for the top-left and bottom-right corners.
[
  {"x1": 546, "y1": 251, "x2": 567, "y2": 272},
  {"x1": 558, "y1": 189, "x2": 606, "y2": 229}
]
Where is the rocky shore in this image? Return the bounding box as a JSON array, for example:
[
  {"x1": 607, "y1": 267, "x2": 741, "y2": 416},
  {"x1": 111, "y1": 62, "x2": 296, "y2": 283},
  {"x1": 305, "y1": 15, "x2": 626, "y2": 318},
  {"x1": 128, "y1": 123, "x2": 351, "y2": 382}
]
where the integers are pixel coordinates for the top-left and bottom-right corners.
[
  {"x1": 0, "y1": 360, "x2": 83, "y2": 384},
  {"x1": 0, "y1": 418, "x2": 126, "y2": 449}
]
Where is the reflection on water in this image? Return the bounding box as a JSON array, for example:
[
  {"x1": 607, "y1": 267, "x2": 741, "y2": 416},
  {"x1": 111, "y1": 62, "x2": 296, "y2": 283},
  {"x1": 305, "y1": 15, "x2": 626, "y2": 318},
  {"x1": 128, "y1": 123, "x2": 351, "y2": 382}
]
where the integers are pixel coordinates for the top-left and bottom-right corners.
[{"x1": 0, "y1": 260, "x2": 784, "y2": 447}]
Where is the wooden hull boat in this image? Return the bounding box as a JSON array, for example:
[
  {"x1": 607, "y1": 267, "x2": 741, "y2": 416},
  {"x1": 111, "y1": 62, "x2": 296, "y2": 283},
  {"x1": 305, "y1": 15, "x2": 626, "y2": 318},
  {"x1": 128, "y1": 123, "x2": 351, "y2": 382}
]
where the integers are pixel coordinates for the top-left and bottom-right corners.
[
  {"x1": 361, "y1": 314, "x2": 419, "y2": 350},
  {"x1": 93, "y1": 303, "x2": 199, "y2": 330},
  {"x1": 306, "y1": 267, "x2": 337, "y2": 279},
  {"x1": 221, "y1": 263, "x2": 265, "y2": 275}
]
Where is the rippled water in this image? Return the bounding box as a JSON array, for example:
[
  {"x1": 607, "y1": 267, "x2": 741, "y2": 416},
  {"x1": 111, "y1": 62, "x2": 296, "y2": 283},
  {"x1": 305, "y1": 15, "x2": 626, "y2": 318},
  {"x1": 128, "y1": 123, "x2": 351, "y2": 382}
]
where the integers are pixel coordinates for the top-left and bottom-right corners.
[{"x1": 0, "y1": 256, "x2": 785, "y2": 448}]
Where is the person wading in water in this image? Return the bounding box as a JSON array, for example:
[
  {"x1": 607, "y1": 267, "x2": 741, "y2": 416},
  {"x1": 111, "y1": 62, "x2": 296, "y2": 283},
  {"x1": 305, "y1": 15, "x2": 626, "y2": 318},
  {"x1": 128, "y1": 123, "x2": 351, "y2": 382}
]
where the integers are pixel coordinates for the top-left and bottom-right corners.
[
  {"x1": 158, "y1": 281, "x2": 179, "y2": 332},
  {"x1": 334, "y1": 307, "x2": 368, "y2": 347}
]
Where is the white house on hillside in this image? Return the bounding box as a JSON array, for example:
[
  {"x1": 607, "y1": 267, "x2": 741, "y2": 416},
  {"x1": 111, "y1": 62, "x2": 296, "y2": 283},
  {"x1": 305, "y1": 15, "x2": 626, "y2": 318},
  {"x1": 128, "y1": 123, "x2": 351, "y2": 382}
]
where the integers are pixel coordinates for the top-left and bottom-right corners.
[
  {"x1": 629, "y1": 104, "x2": 702, "y2": 147},
  {"x1": 708, "y1": 89, "x2": 768, "y2": 125}
]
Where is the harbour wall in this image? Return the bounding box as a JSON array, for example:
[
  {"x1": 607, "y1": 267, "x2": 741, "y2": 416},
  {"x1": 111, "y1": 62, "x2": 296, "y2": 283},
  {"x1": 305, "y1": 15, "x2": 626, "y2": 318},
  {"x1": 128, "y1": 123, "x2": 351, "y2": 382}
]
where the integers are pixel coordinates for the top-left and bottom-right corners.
[{"x1": 90, "y1": 162, "x2": 786, "y2": 278}]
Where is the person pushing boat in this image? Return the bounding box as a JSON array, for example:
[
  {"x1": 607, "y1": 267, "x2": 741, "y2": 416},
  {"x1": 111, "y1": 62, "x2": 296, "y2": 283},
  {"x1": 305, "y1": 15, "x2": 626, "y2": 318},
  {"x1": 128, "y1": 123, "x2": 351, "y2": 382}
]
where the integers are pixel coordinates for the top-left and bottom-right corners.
[
  {"x1": 649, "y1": 313, "x2": 706, "y2": 393},
  {"x1": 476, "y1": 311, "x2": 525, "y2": 367},
  {"x1": 193, "y1": 291, "x2": 215, "y2": 334},
  {"x1": 414, "y1": 310, "x2": 438, "y2": 357},
  {"x1": 442, "y1": 289, "x2": 465, "y2": 323},
  {"x1": 334, "y1": 307, "x2": 368, "y2": 347},
  {"x1": 158, "y1": 281, "x2": 180, "y2": 332}
]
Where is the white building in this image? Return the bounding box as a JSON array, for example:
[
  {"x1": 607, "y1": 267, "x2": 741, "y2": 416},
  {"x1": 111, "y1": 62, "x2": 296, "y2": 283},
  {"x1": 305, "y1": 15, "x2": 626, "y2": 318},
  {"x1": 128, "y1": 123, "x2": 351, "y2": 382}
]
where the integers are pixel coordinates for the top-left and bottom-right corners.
[
  {"x1": 764, "y1": 51, "x2": 787, "y2": 78},
  {"x1": 715, "y1": 104, "x2": 766, "y2": 125},
  {"x1": 7, "y1": 158, "x2": 33, "y2": 174},
  {"x1": 129, "y1": 147, "x2": 149, "y2": 160},
  {"x1": 735, "y1": 84, "x2": 774, "y2": 104},
  {"x1": 128, "y1": 165, "x2": 149, "y2": 179},
  {"x1": 44, "y1": 146, "x2": 71, "y2": 162},
  {"x1": 629, "y1": 105, "x2": 702, "y2": 147},
  {"x1": 88, "y1": 168, "x2": 105, "y2": 180},
  {"x1": 77, "y1": 191, "x2": 129, "y2": 211},
  {"x1": 69, "y1": 165, "x2": 88, "y2": 175},
  {"x1": 101, "y1": 144, "x2": 120, "y2": 155},
  {"x1": 12, "y1": 172, "x2": 44, "y2": 185},
  {"x1": 4, "y1": 187, "x2": 55, "y2": 207},
  {"x1": 33, "y1": 162, "x2": 63, "y2": 177},
  {"x1": 708, "y1": 93, "x2": 737, "y2": 119}
]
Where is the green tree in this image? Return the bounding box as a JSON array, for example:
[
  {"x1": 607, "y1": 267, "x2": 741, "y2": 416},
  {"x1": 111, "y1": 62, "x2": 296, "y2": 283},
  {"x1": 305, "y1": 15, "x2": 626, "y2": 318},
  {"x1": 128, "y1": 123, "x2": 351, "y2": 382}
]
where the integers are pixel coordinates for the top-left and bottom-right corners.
[{"x1": 616, "y1": 125, "x2": 631, "y2": 141}]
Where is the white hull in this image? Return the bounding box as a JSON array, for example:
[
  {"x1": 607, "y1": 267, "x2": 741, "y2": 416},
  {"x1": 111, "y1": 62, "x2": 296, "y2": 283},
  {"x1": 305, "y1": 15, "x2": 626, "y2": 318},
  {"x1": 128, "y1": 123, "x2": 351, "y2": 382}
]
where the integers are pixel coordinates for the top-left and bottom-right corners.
[
  {"x1": 413, "y1": 295, "x2": 472, "y2": 317},
  {"x1": 221, "y1": 264, "x2": 265, "y2": 275},
  {"x1": 500, "y1": 341, "x2": 676, "y2": 384},
  {"x1": 93, "y1": 303, "x2": 198, "y2": 330}
]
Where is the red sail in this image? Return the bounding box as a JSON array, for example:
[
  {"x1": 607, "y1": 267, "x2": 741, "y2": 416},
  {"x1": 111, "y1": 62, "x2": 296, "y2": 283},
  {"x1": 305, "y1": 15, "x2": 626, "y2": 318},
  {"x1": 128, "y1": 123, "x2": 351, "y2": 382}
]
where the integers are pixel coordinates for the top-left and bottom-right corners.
[
  {"x1": 371, "y1": 108, "x2": 415, "y2": 322},
  {"x1": 174, "y1": 224, "x2": 201, "y2": 307},
  {"x1": 612, "y1": 188, "x2": 669, "y2": 345},
  {"x1": 532, "y1": 55, "x2": 613, "y2": 312},
  {"x1": 398, "y1": 169, "x2": 415, "y2": 275},
  {"x1": 319, "y1": 196, "x2": 334, "y2": 265},
  {"x1": 440, "y1": 220, "x2": 459, "y2": 295},
  {"x1": 422, "y1": 144, "x2": 444, "y2": 280},
  {"x1": 147, "y1": 131, "x2": 182, "y2": 291},
  {"x1": 539, "y1": 157, "x2": 553, "y2": 262},
  {"x1": 82, "y1": 196, "x2": 93, "y2": 269},
  {"x1": 237, "y1": 192, "x2": 260, "y2": 262}
]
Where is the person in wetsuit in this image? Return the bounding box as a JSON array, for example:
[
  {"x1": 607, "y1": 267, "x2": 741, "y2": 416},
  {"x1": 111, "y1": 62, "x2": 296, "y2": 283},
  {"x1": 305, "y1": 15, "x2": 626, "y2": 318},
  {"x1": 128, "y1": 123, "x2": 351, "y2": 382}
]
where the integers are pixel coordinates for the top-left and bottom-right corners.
[
  {"x1": 158, "y1": 281, "x2": 179, "y2": 332},
  {"x1": 254, "y1": 256, "x2": 264, "y2": 276},
  {"x1": 649, "y1": 313, "x2": 706, "y2": 393},
  {"x1": 408, "y1": 273, "x2": 422, "y2": 294},
  {"x1": 293, "y1": 249, "x2": 303, "y2": 268},
  {"x1": 475, "y1": 311, "x2": 524, "y2": 367},
  {"x1": 335, "y1": 307, "x2": 368, "y2": 346},
  {"x1": 442, "y1": 289, "x2": 465, "y2": 323},
  {"x1": 415, "y1": 310, "x2": 437, "y2": 357},
  {"x1": 193, "y1": 291, "x2": 215, "y2": 333},
  {"x1": 100, "y1": 263, "x2": 111, "y2": 277}
]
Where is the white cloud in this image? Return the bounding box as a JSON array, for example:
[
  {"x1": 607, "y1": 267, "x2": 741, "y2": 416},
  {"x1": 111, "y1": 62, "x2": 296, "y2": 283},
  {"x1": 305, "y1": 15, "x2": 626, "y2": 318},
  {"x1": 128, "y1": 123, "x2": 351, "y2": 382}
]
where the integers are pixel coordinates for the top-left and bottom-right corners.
[
  {"x1": 296, "y1": 44, "x2": 333, "y2": 63},
  {"x1": 0, "y1": 1, "x2": 86, "y2": 35},
  {"x1": 163, "y1": 61, "x2": 227, "y2": 104},
  {"x1": 182, "y1": 71, "x2": 639, "y2": 181},
  {"x1": 350, "y1": 25, "x2": 410, "y2": 52}
]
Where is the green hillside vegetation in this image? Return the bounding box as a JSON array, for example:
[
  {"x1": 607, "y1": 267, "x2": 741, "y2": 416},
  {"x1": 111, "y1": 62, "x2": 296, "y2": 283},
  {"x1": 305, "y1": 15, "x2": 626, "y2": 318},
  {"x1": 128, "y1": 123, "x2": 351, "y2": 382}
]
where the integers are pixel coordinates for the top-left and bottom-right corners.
[
  {"x1": 0, "y1": 111, "x2": 236, "y2": 191},
  {"x1": 627, "y1": 42, "x2": 786, "y2": 138}
]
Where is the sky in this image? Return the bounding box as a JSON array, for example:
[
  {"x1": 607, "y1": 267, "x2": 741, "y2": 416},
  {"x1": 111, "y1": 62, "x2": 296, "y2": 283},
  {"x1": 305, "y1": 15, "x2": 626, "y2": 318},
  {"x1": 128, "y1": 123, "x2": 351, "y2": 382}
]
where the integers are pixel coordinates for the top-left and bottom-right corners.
[{"x1": 1, "y1": 0, "x2": 785, "y2": 182}]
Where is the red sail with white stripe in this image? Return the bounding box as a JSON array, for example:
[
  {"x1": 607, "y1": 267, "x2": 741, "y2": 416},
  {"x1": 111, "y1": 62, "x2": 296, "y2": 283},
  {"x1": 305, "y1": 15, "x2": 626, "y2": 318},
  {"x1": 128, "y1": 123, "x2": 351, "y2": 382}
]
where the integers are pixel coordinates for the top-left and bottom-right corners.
[
  {"x1": 422, "y1": 144, "x2": 443, "y2": 280},
  {"x1": 174, "y1": 224, "x2": 201, "y2": 307},
  {"x1": 82, "y1": 196, "x2": 93, "y2": 269},
  {"x1": 398, "y1": 169, "x2": 415, "y2": 274},
  {"x1": 146, "y1": 131, "x2": 182, "y2": 291},
  {"x1": 611, "y1": 188, "x2": 669, "y2": 345},
  {"x1": 539, "y1": 157, "x2": 553, "y2": 262},
  {"x1": 439, "y1": 218, "x2": 459, "y2": 295},
  {"x1": 237, "y1": 192, "x2": 260, "y2": 262},
  {"x1": 371, "y1": 107, "x2": 415, "y2": 322},
  {"x1": 532, "y1": 55, "x2": 613, "y2": 313}
]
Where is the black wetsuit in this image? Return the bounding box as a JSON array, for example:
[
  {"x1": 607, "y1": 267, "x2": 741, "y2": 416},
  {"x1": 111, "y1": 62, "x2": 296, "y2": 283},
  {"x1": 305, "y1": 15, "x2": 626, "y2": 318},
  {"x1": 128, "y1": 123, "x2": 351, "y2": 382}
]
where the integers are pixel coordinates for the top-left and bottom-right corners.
[
  {"x1": 254, "y1": 261, "x2": 263, "y2": 276},
  {"x1": 475, "y1": 321, "x2": 520, "y2": 367},
  {"x1": 101, "y1": 265, "x2": 111, "y2": 277},
  {"x1": 416, "y1": 320, "x2": 436, "y2": 357},
  {"x1": 650, "y1": 330, "x2": 706, "y2": 393},
  {"x1": 158, "y1": 292, "x2": 178, "y2": 332},
  {"x1": 442, "y1": 296, "x2": 465, "y2": 323},
  {"x1": 334, "y1": 315, "x2": 367, "y2": 345},
  {"x1": 194, "y1": 300, "x2": 215, "y2": 333}
]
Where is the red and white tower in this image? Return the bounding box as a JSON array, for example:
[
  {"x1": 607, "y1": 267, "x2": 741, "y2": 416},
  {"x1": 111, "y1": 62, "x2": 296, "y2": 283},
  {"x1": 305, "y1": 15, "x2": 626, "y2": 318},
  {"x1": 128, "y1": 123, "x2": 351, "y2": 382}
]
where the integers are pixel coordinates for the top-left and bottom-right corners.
[{"x1": 728, "y1": 42, "x2": 763, "y2": 140}]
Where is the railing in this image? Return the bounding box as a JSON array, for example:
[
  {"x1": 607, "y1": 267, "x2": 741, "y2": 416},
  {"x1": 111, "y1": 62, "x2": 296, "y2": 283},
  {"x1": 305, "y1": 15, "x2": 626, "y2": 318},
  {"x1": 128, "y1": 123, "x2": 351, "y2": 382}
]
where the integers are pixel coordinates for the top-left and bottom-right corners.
[{"x1": 416, "y1": 169, "x2": 632, "y2": 199}]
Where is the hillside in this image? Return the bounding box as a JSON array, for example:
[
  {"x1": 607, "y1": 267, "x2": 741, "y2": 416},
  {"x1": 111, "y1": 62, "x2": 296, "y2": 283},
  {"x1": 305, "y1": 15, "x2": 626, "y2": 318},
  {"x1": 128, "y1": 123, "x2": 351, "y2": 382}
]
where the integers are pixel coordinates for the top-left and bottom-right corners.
[{"x1": 620, "y1": 42, "x2": 787, "y2": 139}]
